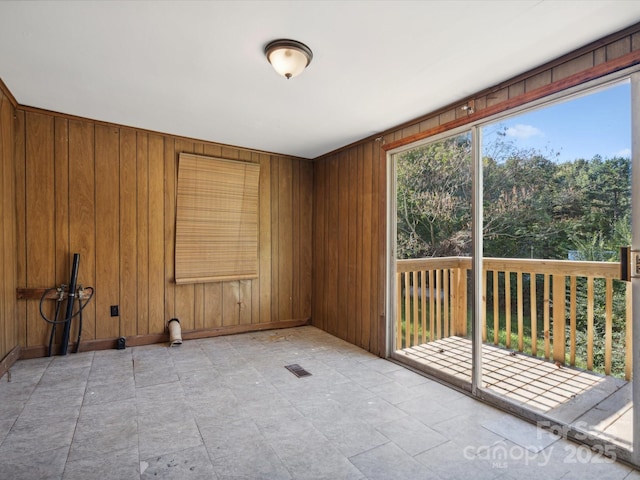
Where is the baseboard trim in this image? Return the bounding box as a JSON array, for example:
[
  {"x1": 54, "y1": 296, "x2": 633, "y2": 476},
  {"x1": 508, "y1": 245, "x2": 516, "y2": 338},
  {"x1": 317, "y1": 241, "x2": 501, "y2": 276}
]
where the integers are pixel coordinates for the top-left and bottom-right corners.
[
  {"x1": 0, "y1": 346, "x2": 21, "y2": 379},
  {"x1": 19, "y1": 318, "x2": 311, "y2": 359}
]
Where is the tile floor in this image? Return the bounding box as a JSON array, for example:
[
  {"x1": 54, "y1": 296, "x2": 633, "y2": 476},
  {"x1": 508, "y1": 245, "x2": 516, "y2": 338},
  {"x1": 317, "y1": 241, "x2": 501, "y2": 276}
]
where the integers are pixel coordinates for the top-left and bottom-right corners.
[{"x1": 0, "y1": 325, "x2": 638, "y2": 479}]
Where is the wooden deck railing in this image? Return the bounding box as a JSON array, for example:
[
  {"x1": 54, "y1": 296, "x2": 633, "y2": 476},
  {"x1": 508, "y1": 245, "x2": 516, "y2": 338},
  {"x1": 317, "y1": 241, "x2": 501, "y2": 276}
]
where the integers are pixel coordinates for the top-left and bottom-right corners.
[{"x1": 396, "y1": 256, "x2": 632, "y2": 380}]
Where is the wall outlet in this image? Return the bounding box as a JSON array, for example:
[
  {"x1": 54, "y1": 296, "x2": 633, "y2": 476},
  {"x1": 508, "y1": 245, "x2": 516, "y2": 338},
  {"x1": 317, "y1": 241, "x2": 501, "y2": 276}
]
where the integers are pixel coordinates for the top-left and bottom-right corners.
[{"x1": 110, "y1": 305, "x2": 119, "y2": 317}]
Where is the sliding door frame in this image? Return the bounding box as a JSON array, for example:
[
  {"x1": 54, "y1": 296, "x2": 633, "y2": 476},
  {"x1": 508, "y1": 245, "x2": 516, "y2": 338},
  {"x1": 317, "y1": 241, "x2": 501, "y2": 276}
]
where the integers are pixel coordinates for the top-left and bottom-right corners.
[{"x1": 386, "y1": 65, "x2": 640, "y2": 466}]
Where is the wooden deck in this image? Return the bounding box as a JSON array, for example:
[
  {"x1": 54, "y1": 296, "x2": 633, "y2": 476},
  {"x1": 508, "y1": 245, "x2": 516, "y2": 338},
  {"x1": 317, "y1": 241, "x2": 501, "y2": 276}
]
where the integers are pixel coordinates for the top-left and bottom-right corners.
[{"x1": 398, "y1": 336, "x2": 632, "y2": 449}]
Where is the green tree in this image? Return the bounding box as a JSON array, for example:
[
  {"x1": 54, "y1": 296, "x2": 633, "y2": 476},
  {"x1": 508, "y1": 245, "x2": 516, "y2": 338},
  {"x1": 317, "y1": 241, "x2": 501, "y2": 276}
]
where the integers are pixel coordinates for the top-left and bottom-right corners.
[{"x1": 396, "y1": 134, "x2": 471, "y2": 258}]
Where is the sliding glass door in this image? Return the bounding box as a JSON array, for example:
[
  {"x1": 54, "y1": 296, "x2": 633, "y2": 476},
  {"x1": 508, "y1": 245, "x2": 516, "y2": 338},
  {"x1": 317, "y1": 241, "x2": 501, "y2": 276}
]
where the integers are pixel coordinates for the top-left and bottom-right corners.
[{"x1": 388, "y1": 70, "x2": 639, "y2": 464}]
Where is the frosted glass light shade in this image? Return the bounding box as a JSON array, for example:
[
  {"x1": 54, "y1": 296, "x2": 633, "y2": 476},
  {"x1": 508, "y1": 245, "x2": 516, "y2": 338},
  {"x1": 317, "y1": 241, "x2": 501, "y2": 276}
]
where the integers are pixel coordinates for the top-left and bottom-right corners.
[{"x1": 264, "y1": 39, "x2": 313, "y2": 79}]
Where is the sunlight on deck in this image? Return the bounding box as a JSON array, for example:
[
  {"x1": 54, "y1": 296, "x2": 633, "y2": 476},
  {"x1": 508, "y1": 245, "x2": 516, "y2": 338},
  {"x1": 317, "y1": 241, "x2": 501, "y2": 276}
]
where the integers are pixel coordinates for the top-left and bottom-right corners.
[{"x1": 399, "y1": 336, "x2": 632, "y2": 448}]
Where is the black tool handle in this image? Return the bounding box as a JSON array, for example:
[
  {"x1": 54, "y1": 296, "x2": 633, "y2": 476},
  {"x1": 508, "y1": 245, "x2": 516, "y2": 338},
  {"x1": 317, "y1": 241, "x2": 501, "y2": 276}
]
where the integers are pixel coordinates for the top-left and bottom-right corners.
[{"x1": 60, "y1": 253, "x2": 80, "y2": 355}]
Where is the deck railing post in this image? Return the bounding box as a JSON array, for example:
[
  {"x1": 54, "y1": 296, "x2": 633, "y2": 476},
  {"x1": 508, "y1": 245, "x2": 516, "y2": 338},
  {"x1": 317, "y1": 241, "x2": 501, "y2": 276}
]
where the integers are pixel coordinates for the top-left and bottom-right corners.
[
  {"x1": 552, "y1": 275, "x2": 566, "y2": 364},
  {"x1": 457, "y1": 266, "x2": 468, "y2": 336}
]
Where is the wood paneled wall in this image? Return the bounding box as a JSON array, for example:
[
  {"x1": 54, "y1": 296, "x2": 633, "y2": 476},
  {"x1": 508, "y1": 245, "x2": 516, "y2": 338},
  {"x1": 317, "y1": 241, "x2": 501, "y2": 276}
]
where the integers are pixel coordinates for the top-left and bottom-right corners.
[
  {"x1": 13, "y1": 110, "x2": 313, "y2": 353},
  {"x1": 0, "y1": 85, "x2": 18, "y2": 364},
  {"x1": 312, "y1": 22, "x2": 640, "y2": 358},
  {"x1": 312, "y1": 143, "x2": 386, "y2": 355}
]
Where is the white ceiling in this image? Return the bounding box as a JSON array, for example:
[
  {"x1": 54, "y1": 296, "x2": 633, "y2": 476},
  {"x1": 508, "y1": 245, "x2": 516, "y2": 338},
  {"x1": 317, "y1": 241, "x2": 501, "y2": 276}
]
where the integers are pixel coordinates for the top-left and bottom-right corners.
[{"x1": 1, "y1": 1, "x2": 640, "y2": 159}]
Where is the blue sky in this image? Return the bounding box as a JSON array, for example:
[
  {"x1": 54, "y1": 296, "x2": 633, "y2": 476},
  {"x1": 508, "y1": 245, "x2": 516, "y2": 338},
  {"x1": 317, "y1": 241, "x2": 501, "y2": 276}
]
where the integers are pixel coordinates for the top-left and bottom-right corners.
[{"x1": 483, "y1": 80, "x2": 631, "y2": 163}]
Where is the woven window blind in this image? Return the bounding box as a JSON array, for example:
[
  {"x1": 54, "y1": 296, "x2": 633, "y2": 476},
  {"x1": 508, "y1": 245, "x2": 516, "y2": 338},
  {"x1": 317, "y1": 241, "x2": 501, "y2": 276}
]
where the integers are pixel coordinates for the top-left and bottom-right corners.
[{"x1": 175, "y1": 153, "x2": 260, "y2": 284}]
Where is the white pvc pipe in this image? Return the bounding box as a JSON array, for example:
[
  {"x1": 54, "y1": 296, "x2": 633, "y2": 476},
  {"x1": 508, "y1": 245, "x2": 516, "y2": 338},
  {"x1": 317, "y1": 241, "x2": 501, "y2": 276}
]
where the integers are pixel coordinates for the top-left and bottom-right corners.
[{"x1": 168, "y1": 318, "x2": 182, "y2": 346}]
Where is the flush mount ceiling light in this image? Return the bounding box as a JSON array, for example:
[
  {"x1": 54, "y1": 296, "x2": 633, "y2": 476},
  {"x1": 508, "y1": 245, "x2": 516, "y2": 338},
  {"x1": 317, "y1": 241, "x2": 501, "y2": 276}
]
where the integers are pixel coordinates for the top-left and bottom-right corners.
[{"x1": 264, "y1": 39, "x2": 313, "y2": 79}]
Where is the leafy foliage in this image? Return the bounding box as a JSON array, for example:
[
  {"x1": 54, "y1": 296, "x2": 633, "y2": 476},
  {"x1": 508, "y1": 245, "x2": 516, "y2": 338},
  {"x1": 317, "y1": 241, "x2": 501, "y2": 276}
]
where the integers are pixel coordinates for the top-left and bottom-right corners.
[
  {"x1": 396, "y1": 134, "x2": 472, "y2": 258},
  {"x1": 396, "y1": 132, "x2": 631, "y2": 261}
]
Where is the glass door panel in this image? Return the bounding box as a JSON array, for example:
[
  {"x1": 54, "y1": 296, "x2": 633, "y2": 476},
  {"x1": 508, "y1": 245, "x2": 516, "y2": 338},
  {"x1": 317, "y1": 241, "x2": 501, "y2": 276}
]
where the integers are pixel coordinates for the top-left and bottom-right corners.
[
  {"x1": 391, "y1": 131, "x2": 473, "y2": 387},
  {"x1": 480, "y1": 80, "x2": 633, "y2": 452}
]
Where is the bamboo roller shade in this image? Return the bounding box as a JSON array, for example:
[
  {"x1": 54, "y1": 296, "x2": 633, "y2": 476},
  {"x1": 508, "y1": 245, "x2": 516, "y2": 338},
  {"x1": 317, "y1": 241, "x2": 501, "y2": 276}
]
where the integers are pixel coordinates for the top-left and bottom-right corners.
[{"x1": 175, "y1": 153, "x2": 260, "y2": 284}]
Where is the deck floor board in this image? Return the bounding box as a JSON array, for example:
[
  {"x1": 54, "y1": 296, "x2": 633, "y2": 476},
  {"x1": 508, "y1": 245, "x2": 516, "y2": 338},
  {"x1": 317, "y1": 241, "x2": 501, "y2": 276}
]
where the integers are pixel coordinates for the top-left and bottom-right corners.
[{"x1": 399, "y1": 336, "x2": 632, "y2": 449}]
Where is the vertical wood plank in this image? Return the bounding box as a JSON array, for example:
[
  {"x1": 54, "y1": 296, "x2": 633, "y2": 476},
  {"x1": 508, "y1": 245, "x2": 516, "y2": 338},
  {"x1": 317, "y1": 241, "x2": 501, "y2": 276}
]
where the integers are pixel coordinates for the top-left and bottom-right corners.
[
  {"x1": 451, "y1": 269, "x2": 459, "y2": 335},
  {"x1": 299, "y1": 160, "x2": 313, "y2": 320},
  {"x1": 291, "y1": 158, "x2": 300, "y2": 319},
  {"x1": 395, "y1": 273, "x2": 402, "y2": 350},
  {"x1": 344, "y1": 149, "x2": 360, "y2": 345},
  {"x1": 136, "y1": 132, "x2": 149, "y2": 335},
  {"x1": 337, "y1": 152, "x2": 349, "y2": 340},
  {"x1": 420, "y1": 271, "x2": 427, "y2": 343},
  {"x1": 403, "y1": 272, "x2": 410, "y2": 348},
  {"x1": 493, "y1": 271, "x2": 499, "y2": 344},
  {"x1": 222, "y1": 281, "x2": 239, "y2": 326},
  {"x1": 481, "y1": 270, "x2": 488, "y2": 342},
  {"x1": 68, "y1": 120, "x2": 96, "y2": 343},
  {"x1": 530, "y1": 273, "x2": 537, "y2": 356},
  {"x1": 459, "y1": 268, "x2": 468, "y2": 337},
  {"x1": 119, "y1": 128, "x2": 137, "y2": 337},
  {"x1": 517, "y1": 271, "x2": 523, "y2": 351},
  {"x1": 455, "y1": 268, "x2": 462, "y2": 336},
  {"x1": 312, "y1": 159, "x2": 325, "y2": 330},
  {"x1": 552, "y1": 275, "x2": 566, "y2": 364},
  {"x1": 14, "y1": 110, "x2": 27, "y2": 348},
  {"x1": 443, "y1": 269, "x2": 449, "y2": 338},
  {"x1": 429, "y1": 270, "x2": 435, "y2": 342},
  {"x1": 148, "y1": 135, "x2": 165, "y2": 334},
  {"x1": 355, "y1": 146, "x2": 363, "y2": 346},
  {"x1": 361, "y1": 143, "x2": 373, "y2": 347},
  {"x1": 270, "y1": 155, "x2": 280, "y2": 323},
  {"x1": 192, "y1": 275, "x2": 204, "y2": 328},
  {"x1": 25, "y1": 113, "x2": 55, "y2": 347},
  {"x1": 221, "y1": 146, "x2": 238, "y2": 160},
  {"x1": 604, "y1": 278, "x2": 613, "y2": 375},
  {"x1": 412, "y1": 270, "x2": 419, "y2": 346},
  {"x1": 569, "y1": 276, "x2": 576, "y2": 365},
  {"x1": 259, "y1": 153, "x2": 272, "y2": 324},
  {"x1": 504, "y1": 272, "x2": 511, "y2": 348},
  {"x1": 54, "y1": 118, "x2": 70, "y2": 292},
  {"x1": 370, "y1": 141, "x2": 381, "y2": 353},
  {"x1": 544, "y1": 274, "x2": 550, "y2": 359},
  {"x1": 239, "y1": 279, "x2": 252, "y2": 325},
  {"x1": 326, "y1": 156, "x2": 339, "y2": 335},
  {"x1": 376, "y1": 143, "x2": 387, "y2": 356},
  {"x1": 51, "y1": 117, "x2": 69, "y2": 347},
  {"x1": 435, "y1": 270, "x2": 441, "y2": 339},
  {"x1": 278, "y1": 157, "x2": 293, "y2": 321},
  {"x1": 204, "y1": 282, "x2": 223, "y2": 328},
  {"x1": 94, "y1": 125, "x2": 119, "y2": 339}
]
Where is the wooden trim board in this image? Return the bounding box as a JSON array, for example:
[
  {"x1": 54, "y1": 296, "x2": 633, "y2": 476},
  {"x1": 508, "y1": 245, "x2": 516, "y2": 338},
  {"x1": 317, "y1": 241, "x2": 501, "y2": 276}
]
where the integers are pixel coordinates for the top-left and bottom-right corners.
[{"x1": 18, "y1": 318, "x2": 311, "y2": 359}]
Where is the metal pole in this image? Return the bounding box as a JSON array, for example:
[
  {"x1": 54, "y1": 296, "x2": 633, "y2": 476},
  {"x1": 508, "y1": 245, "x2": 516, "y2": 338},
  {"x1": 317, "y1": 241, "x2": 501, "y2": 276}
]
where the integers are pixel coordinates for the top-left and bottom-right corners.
[{"x1": 60, "y1": 253, "x2": 80, "y2": 355}]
